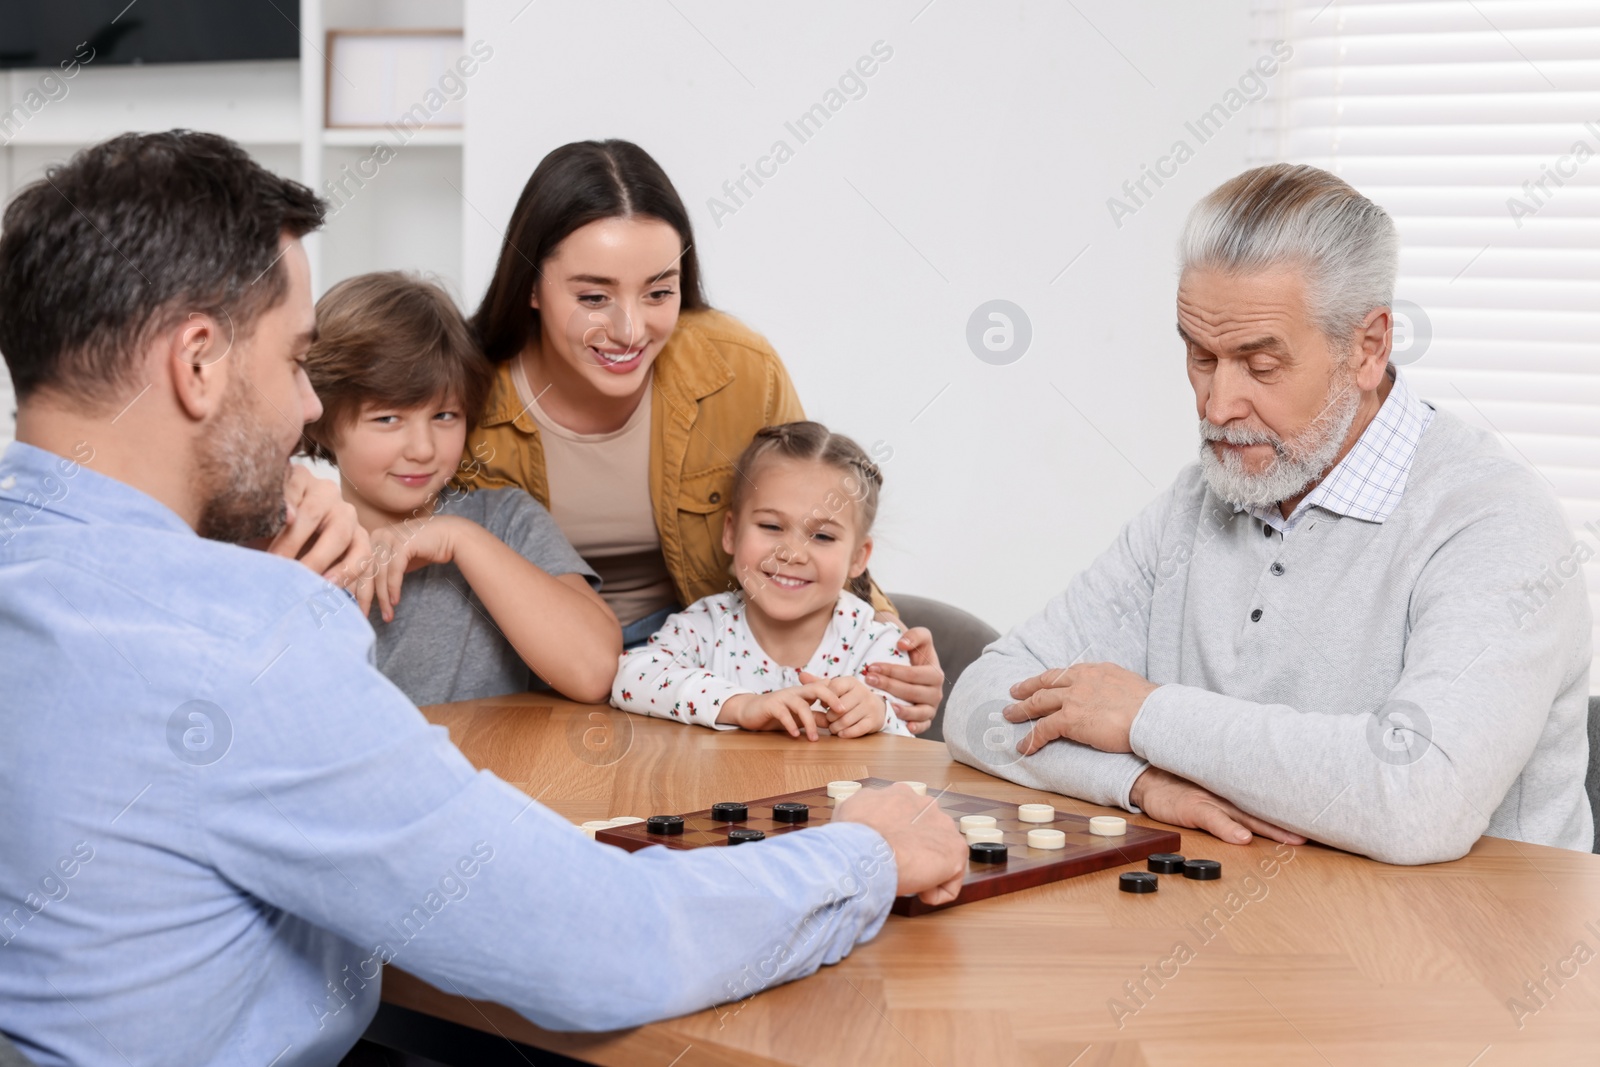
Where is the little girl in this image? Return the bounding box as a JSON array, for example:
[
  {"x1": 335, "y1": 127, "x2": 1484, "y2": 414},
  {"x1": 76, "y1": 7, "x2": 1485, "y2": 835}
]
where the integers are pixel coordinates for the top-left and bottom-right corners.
[{"x1": 612, "y1": 422, "x2": 912, "y2": 739}]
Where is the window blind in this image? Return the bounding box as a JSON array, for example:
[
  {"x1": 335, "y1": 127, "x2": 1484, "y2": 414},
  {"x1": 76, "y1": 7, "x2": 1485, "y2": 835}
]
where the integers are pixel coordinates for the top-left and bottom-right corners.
[{"x1": 1251, "y1": 0, "x2": 1600, "y2": 687}]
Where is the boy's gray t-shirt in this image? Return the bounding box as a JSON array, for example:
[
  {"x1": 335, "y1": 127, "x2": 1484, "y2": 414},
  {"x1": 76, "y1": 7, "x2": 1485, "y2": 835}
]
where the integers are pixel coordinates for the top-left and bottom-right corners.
[{"x1": 369, "y1": 487, "x2": 600, "y2": 706}]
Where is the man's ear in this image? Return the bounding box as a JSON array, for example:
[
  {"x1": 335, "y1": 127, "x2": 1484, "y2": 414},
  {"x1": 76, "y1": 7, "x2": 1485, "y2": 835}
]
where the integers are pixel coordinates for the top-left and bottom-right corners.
[
  {"x1": 166, "y1": 312, "x2": 233, "y2": 421},
  {"x1": 849, "y1": 535, "x2": 874, "y2": 578},
  {"x1": 1352, "y1": 306, "x2": 1392, "y2": 391}
]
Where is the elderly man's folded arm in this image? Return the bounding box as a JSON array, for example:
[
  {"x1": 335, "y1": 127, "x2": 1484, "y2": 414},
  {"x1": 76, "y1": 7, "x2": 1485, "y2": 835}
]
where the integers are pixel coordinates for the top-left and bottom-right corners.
[
  {"x1": 945, "y1": 489, "x2": 1175, "y2": 807},
  {"x1": 947, "y1": 648, "x2": 1151, "y2": 807},
  {"x1": 1126, "y1": 510, "x2": 1588, "y2": 866}
]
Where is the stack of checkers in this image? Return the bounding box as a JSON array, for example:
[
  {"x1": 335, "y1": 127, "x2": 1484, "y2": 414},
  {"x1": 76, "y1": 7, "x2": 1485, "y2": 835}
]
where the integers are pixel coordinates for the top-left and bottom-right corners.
[{"x1": 1118, "y1": 854, "x2": 1222, "y2": 894}]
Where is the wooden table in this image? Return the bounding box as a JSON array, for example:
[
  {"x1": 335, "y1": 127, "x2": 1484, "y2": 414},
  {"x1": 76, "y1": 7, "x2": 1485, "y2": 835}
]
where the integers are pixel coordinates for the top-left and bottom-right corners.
[{"x1": 380, "y1": 693, "x2": 1600, "y2": 1065}]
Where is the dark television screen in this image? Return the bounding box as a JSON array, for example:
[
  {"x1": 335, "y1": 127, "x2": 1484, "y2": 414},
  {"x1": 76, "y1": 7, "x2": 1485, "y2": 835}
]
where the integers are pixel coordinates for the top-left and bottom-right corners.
[{"x1": 0, "y1": 1, "x2": 300, "y2": 70}]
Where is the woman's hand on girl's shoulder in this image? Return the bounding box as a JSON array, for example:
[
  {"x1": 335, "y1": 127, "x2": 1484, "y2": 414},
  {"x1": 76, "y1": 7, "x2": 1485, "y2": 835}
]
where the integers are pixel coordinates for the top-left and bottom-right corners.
[{"x1": 862, "y1": 624, "x2": 944, "y2": 735}]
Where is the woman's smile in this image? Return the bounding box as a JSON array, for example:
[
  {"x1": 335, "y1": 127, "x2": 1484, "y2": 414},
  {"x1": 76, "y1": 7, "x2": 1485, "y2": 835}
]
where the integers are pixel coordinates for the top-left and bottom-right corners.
[{"x1": 588, "y1": 343, "x2": 648, "y2": 374}]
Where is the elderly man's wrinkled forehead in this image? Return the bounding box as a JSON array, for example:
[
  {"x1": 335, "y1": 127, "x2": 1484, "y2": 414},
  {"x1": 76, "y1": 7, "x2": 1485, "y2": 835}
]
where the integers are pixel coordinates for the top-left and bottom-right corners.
[{"x1": 1175, "y1": 265, "x2": 1331, "y2": 366}]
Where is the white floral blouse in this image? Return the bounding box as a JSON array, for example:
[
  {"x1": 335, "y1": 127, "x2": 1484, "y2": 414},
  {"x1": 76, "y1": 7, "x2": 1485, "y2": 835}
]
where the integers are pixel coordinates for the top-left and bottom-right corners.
[{"x1": 610, "y1": 591, "x2": 914, "y2": 735}]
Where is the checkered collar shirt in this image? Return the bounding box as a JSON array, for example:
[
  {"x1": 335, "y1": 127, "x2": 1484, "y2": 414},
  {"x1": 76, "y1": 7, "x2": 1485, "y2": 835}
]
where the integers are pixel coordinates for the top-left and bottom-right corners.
[{"x1": 1242, "y1": 367, "x2": 1436, "y2": 534}]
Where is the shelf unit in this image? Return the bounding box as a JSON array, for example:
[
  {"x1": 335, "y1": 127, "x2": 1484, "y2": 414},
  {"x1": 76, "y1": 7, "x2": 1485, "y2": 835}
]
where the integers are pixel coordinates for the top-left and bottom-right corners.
[
  {"x1": 0, "y1": 0, "x2": 467, "y2": 299},
  {"x1": 299, "y1": 0, "x2": 468, "y2": 296},
  {"x1": 0, "y1": 0, "x2": 469, "y2": 442}
]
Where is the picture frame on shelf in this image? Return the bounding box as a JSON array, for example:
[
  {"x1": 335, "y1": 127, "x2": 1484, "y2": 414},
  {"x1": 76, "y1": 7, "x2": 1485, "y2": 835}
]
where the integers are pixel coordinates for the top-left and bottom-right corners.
[{"x1": 325, "y1": 29, "x2": 467, "y2": 130}]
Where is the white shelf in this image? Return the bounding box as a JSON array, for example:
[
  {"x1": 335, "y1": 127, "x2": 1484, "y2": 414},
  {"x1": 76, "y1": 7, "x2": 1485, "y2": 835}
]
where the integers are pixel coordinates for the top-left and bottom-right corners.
[
  {"x1": 0, "y1": 0, "x2": 468, "y2": 302},
  {"x1": 322, "y1": 126, "x2": 462, "y2": 147},
  {"x1": 299, "y1": 0, "x2": 466, "y2": 294},
  {"x1": 2, "y1": 61, "x2": 301, "y2": 147}
]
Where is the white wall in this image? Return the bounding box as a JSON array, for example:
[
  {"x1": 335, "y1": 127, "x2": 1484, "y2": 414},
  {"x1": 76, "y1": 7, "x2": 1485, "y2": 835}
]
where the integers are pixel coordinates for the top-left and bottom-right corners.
[
  {"x1": 462, "y1": 0, "x2": 1268, "y2": 633},
  {"x1": 319, "y1": 142, "x2": 466, "y2": 302}
]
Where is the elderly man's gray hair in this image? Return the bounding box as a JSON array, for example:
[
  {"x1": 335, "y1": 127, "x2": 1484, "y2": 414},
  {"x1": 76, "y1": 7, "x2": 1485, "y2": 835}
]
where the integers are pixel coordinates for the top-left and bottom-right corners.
[{"x1": 1179, "y1": 163, "x2": 1399, "y2": 346}]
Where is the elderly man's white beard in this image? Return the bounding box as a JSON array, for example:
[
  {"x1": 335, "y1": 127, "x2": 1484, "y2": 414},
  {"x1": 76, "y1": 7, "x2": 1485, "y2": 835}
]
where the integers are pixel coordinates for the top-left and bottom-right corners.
[{"x1": 1197, "y1": 372, "x2": 1361, "y2": 510}]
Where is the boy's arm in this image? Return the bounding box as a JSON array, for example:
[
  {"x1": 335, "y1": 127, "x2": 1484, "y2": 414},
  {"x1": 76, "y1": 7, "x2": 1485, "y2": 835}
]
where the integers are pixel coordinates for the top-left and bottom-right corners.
[
  {"x1": 611, "y1": 605, "x2": 750, "y2": 729},
  {"x1": 446, "y1": 520, "x2": 621, "y2": 703}
]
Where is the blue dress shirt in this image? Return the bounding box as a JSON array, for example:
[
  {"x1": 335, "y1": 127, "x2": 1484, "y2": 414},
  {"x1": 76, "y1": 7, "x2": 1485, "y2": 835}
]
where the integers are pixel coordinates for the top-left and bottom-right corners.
[{"x1": 0, "y1": 442, "x2": 897, "y2": 1066}]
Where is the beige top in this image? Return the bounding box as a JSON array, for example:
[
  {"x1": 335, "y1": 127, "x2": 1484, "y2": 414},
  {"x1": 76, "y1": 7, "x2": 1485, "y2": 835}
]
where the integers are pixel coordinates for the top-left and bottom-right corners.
[{"x1": 512, "y1": 360, "x2": 678, "y2": 626}]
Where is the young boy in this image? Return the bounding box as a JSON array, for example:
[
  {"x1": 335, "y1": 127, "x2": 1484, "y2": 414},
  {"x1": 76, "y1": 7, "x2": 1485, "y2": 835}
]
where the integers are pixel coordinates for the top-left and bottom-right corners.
[{"x1": 301, "y1": 272, "x2": 621, "y2": 705}]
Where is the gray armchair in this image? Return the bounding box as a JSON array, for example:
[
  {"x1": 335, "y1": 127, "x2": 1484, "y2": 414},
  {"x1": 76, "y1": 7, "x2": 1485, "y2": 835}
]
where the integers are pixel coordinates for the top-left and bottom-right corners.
[
  {"x1": 1589, "y1": 696, "x2": 1599, "y2": 853},
  {"x1": 887, "y1": 593, "x2": 1000, "y2": 743}
]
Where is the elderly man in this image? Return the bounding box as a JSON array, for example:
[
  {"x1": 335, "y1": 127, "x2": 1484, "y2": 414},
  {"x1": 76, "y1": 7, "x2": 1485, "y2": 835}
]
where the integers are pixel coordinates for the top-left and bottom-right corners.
[
  {"x1": 0, "y1": 131, "x2": 964, "y2": 1067},
  {"x1": 947, "y1": 163, "x2": 1592, "y2": 866}
]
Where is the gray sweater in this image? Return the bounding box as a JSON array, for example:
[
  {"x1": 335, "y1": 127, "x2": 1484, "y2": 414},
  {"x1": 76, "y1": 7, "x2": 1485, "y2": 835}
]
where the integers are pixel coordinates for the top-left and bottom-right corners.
[{"x1": 946, "y1": 409, "x2": 1594, "y2": 864}]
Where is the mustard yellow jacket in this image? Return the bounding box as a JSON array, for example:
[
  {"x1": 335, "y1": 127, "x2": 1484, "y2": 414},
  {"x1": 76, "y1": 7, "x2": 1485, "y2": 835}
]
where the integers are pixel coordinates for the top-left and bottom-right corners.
[{"x1": 459, "y1": 309, "x2": 893, "y2": 615}]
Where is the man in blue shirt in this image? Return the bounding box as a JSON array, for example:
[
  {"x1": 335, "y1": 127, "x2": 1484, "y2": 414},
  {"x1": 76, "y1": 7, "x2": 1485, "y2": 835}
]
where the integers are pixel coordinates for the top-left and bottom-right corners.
[{"x1": 0, "y1": 131, "x2": 966, "y2": 1067}]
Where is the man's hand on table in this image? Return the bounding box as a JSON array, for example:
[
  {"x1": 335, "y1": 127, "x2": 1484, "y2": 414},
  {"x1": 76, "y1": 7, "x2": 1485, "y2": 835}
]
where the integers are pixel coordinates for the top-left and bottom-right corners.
[
  {"x1": 864, "y1": 618, "x2": 944, "y2": 736},
  {"x1": 1001, "y1": 663, "x2": 1158, "y2": 755},
  {"x1": 1131, "y1": 767, "x2": 1306, "y2": 847},
  {"x1": 1000, "y1": 665, "x2": 1306, "y2": 847},
  {"x1": 255, "y1": 465, "x2": 375, "y2": 614},
  {"x1": 835, "y1": 783, "x2": 966, "y2": 906}
]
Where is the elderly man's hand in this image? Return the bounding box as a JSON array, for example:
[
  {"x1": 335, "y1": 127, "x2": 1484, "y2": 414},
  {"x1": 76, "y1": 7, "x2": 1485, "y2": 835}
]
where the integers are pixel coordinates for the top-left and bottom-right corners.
[
  {"x1": 1001, "y1": 663, "x2": 1158, "y2": 755},
  {"x1": 1130, "y1": 767, "x2": 1306, "y2": 847}
]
